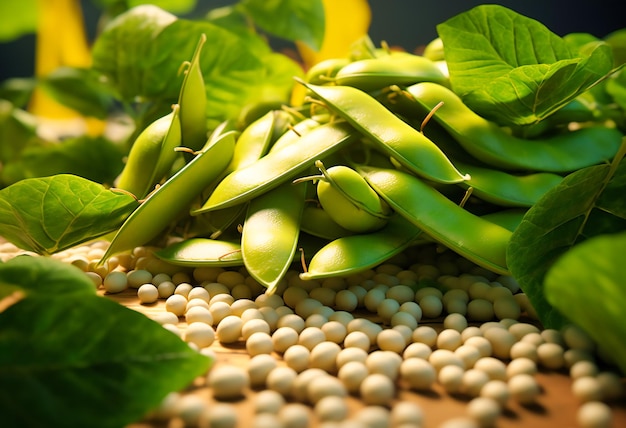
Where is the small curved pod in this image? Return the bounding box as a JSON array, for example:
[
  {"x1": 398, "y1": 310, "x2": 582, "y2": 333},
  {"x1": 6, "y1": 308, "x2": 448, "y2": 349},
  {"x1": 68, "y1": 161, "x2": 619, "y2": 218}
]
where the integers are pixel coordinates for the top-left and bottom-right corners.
[
  {"x1": 359, "y1": 166, "x2": 512, "y2": 275},
  {"x1": 300, "y1": 205, "x2": 355, "y2": 240},
  {"x1": 178, "y1": 34, "x2": 208, "y2": 154},
  {"x1": 153, "y1": 238, "x2": 243, "y2": 267},
  {"x1": 242, "y1": 181, "x2": 307, "y2": 294},
  {"x1": 405, "y1": 82, "x2": 623, "y2": 172},
  {"x1": 300, "y1": 214, "x2": 425, "y2": 280},
  {"x1": 300, "y1": 81, "x2": 468, "y2": 184},
  {"x1": 195, "y1": 122, "x2": 358, "y2": 212},
  {"x1": 100, "y1": 131, "x2": 236, "y2": 262}
]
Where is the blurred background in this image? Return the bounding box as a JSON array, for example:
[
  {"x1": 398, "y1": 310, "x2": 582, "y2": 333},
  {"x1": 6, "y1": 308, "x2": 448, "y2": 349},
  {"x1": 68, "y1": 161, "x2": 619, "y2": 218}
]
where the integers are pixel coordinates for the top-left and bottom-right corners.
[{"x1": 0, "y1": 0, "x2": 623, "y2": 82}]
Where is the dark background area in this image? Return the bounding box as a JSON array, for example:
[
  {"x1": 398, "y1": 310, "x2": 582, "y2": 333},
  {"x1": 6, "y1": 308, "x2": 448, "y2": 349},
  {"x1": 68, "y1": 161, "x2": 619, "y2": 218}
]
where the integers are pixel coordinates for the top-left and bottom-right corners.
[{"x1": 0, "y1": 0, "x2": 622, "y2": 82}]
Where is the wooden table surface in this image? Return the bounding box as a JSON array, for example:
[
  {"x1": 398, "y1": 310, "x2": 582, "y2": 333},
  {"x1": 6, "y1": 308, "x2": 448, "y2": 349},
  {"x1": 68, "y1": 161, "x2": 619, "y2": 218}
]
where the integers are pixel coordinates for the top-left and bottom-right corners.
[{"x1": 106, "y1": 289, "x2": 626, "y2": 428}]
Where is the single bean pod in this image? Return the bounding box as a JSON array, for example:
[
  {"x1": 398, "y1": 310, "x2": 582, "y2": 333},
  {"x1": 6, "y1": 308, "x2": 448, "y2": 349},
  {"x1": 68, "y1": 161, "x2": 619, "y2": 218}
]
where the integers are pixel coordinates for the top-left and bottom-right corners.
[
  {"x1": 333, "y1": 53, "x2": 449, "y2": 91},
  {"x1": 455, "y1": 161, "x2": 564, "y2": 207},
  {"x1": 300, "y1": 81, "x2": 468, "y2": 184},
  {"x1": 153, "y1": 237, "x2": 243, "y2": 267},
  {"x1": 241, "y1": 181, "x2": 307, "y2": 294},
  {"x1": 269, "y1": 116, "x2": 323, "y2": 153},
  {"x1": 358, "y1": 166, "x2": 512, "y2": 275},
  {"x1": 405, "y1": 82, "x2": 623, "y2": 172},
  {"x1": 178, "y1": 34, "x2": 208, "y2": 154},
  {"x1": 296, "y1": 160, "x2": 390, "y2": 233},
  {"x1": 300, "y1": 214, "x2": 425, "y2": 280},
  {"x1": 115, "y1": 105, "x2": 181, "y2": 199},
  {"x1": 226, "y1": 110, "x2": 279, "y2": 173},
  {"x1": 100, "y1": 131, "x2": 236, "y2": 262},
  {"x1": 194, "y1": 122, "x2": 358, "y2": 213}
]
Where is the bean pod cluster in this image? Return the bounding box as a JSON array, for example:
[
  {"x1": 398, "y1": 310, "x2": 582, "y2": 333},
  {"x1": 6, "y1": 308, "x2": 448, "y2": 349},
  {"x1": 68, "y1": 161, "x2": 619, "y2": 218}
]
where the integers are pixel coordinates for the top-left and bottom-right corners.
[{"x1": 102, "y1": 36, "x2": 624, "y2": 294}]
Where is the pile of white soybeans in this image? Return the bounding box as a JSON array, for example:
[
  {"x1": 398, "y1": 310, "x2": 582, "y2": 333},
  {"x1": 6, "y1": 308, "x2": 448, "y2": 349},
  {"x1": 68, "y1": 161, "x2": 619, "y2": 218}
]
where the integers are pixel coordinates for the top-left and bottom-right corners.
[{"x1": 1, "y1": 238, "x2": 624, "y2": 428}]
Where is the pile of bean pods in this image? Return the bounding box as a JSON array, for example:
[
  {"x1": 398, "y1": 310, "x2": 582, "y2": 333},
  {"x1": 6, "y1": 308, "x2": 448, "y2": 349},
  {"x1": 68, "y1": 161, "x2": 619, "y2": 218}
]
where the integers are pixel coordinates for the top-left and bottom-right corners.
[{"x1": 101, "y1": 36, "x2": 624, "y2": 294}]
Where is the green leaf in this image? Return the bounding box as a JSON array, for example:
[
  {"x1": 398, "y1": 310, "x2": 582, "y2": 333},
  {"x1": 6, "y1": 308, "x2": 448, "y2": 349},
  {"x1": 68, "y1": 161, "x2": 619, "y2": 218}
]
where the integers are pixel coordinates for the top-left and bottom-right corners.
[
  {"x1": 0, "y1": 0, "x2": 37, "y2": 41},
  {"x1": 0, "y1": 256, "x2": 211, "y2": 427},
  {"x1": 91, "y1": 5, "x2": 301, "y2": 124},
  {"x1": 0, "y1": 174, "x2": 138, "y2": 255},
  {"x1": 0, "y1": 255, "x2": 95, "y2": 300},
  {"x1": 0, "y1": 100, "x2": 40, "y2": 167},
  {"x1": 2, "y1": 135, "x2": 126, "y2": 187},
  {"x1": 544, "y1": 232, "x2": 626, "y2": 375},
  {"x1": 238, "y1": 0, "x2": 325, "y2": 50},
  {"x1": 437, "y1": 4, "x2": 615, "y2": 126},
  {"x1": 507, "y1": 153, "x2": 626, "y2": 329},
  {"x1": 39, "y1": 67, "x2": 117, "y2": 119}
]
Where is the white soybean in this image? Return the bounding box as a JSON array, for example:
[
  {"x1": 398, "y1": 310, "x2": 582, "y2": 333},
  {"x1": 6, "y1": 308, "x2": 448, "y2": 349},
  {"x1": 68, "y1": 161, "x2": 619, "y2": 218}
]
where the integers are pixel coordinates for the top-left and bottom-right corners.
[
  {"x1": 506, "y1": 357, "x2": 538, "y2": 379},
  {"x1": 185, "y1": 322, "x2": 215, "y2": 348},
  {"x1": 509, "y1": 341, "x2": 538, "y2": 362},
  {"x1": 480, "y1": 379, "x2": 510, "y2": 407},
  {"x1": 254, "y1": 390, "x2": 285, "y2": 414},
  {"x1": 429, "y1": 349, "x2": 464, "y2": 373},
  {"x1": 266, "y1": 366, "x2": 298, "y2": 398},
  {"x1": 279, "y1": 403, "x2": 311, "y2": 428},
  {"x1": 367, "y1": 350, "x2": 402, "y2": 380},
  {"x1": 508, "y1": 373, "x2": 541, "y2": 404},
  {"x1": 403, "y1": 342, "x2": 433, "y2": 360},
  {"x1": 315, "y1": 395, "x2": 349, "y2": 422},
  {"x1": 137, "y1": 283, "x2": 159, "y2": 304},
  {"x1": 474, "y1": 357, "x2": 507, "y2": 381},
  {"x1": 272, "y1": 327, "x2": 299, "y2": 354},
  {"x1": 208, "y1": 365, "x2": 250, "y2": 400},
  {"x1": 246, "y1": 332, "x2": 274, "y2": 356},
  {"x1": 461, "y1": 369, "x2": 491, "y2": 397},
  {"x1": 483, "y1": 328, "x2": 516, "y2": 359},
  {"x1": 337, "y1": 361, "x2": 369, "y2": 394},
  {"x1": 572, "y1": 376, "x2": 604, "y2": 402},
  {"x1": 437, "y1": 329, "x2": 464, "y2": 351},
  {"x1": 438, "y1": 364, "x2": 465, "y2": 394},
  {"x1": 216, "y1": 315, "x2": 243, "y2": 344},
  {"x1": 185, "y1": 306, "x2": 214, "y2": 325},
  {"x1": 464, "y1": 336, "x2": 492, "y2": 358},
  {"x1": 391, "y1": 401, "x2": 424, "y2": 427},
  {"x1": 336, "y1": 347, "x2": 369, "y2": 369},
  {"x1": 537, "y1": 342, "x2": 565, "y2": 370},
  {"x1": 343, "y1": 331, "x2": 371, "y2": 351},
  {"x1": 283, "y1": 344, "x2": 310, "y2": 373},
  {"x1": 376, "y1": 328, "x2": 407, "y2": 354},
  {"x1": 444, "y1": 313, "x2": 469, "y2": 332},
  {"x1": 103, "y1": 271, "x2": 128, "y2": 294},
  {"x1": 165, "y1": 294, "x2": 188, "y2": 317},
  {"x1": 401, "y1": 357, "x2": 437, "y2": 391},
  {"x1": 412, "y1": 325, "x2": 438, "y2": 347},
  {"x1": 419, "y1": 294, "x2": 443, "y2": 318},
  {"x1": 577, "y1": 401, "x2": 613, "y2": 428},
  {"x1": 307, "y1": 374, "x2": 347, "y2": 405},
  {"x1": 298, "y1": 327, "x2": 326, "y2": 351},
  {"x1": 570, "y1": 360, "x2": 599, "y2": 380},
  {"x1": 467, "y1": 397, "x2": 501, "y2": 427},
  {"x1": 309, "y1": 341, "x2": 342, "y2": 374},
  {"x1": 360, "y1": 373, "x2": 395, "y2": 406},
  {"x1": 248, "y1": 354, "x2": 278, "y2": 389}
]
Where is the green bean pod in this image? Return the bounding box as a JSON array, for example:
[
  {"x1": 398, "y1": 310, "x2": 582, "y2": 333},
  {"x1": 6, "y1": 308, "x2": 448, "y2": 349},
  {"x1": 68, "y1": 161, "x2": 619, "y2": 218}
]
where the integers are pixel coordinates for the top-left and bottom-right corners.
[
  {"x1": 480, "y1": 209, "x2": 527, "y2": 232},
  {"x1": 226, "y1": 110, "x2": 278, "y2": 173},
  {"x1": 300, "y1": 214, "x2": 425, "y2": 280},
  {"x1": 456, "y1": 161, "x2": 564, "y2": 207},
  {"x1": 308, "y1": 161, "x2": 390, "y2": 233},
  {"x1": 115, "y1": 106, "x2": 181, "y2": 199},
  {"x1": 100, "y1": 131, "x2": 236, "y2": 261},
  {"x1": 405, "y1": 82, "x2": 624, "y2": 172},
  {"x1": 194, "y1": 122, "x2": 358, "y2": 213},
  {"x1": 305, "y1": 57, "x2": 351, "y2": 85},
  {"x1": 178, "y1": 34, "x2": 208, "y2": 154},
  {"x1": 300, "y1": 204, "x2": 355, "y2": 240},
  {"x1": 242, "y1": 181, "x2": 307, "y2": 294},
  {"x1": 358, "y1": 166, "x2": 512, "y2": 275},
  {"x1": 333, "y1": 53, "x2": 449, "y2": 91},
  {"x1": 300, "y1": 81, "x2": 468, "y2": 184},
  {"x1": 153, "y1": 238, "x2": 243, "y2": 267},
  {"x1": 269, "y1": 117, "x2": 323, "y2": 153}
]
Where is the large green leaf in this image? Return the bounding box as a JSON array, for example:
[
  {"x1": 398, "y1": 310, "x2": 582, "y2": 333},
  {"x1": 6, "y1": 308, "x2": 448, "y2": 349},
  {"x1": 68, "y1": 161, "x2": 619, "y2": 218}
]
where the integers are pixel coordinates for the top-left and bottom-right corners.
[
  {"x1": 544, "y1": 232, "x2": 626, "y2": 375},
  {"x1": 0, "y1": 174, "x2": 138, "y2": 255},
  {"x1": 238, "y1": 0, "x2": 324, "y2": 50},
  {"x1": 1, "y1": 135, "x2": 126, "y2": 187},
  {"x1": 0, "y1": 0, "x2": 37, "y2": 41},
  {"x1": 437, "y1": 5, "x2": 615, "y2": 126},
  {"x1": 507, "y1": 151, "x2": 626, "y2": 329},
  {"x1": 0, "y1": 254, "x2": 95, "y2": 300},
  {"x1": 91, "y1": 5, "x2": 301, "y2": 124},
  {"x1": 0, "y1": 256, "x2": 211, "y2": 428}
]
